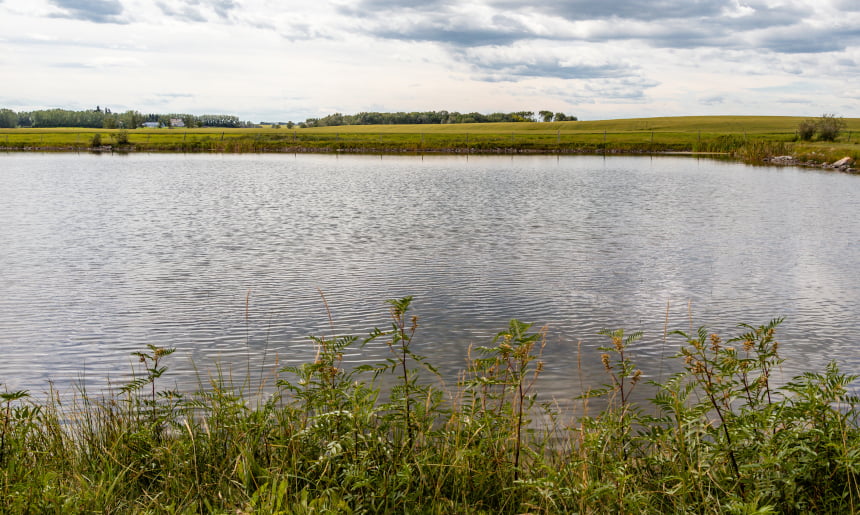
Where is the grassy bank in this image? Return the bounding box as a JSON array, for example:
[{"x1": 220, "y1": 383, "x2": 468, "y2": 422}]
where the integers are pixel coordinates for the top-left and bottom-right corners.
[
  {"x1": 2, "y1": 116, "x2": 860, "y2": 165},
  {"x1": 2, "y1": 297, "x2": 858, "y2": 513}
]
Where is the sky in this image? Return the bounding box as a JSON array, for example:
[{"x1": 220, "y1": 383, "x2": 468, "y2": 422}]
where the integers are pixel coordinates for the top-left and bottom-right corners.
[{"x1": 1, "y1": 0, "x2": 859, "y2": 123}]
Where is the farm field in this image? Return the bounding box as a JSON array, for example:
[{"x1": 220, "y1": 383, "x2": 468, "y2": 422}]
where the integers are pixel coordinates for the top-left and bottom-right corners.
[{"x1": 2, "y1": 115, "x2": 860, "y2": 163}]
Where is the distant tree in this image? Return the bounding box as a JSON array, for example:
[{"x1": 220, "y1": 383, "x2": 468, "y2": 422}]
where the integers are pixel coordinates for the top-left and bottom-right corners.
[
  {"x1": 180, "y1": 114, "x2": 198, "y2": 128},
  {"x1": 553, "y1": 112, "x2": 577, "y2": 122},
  {"x1": 91, "y1": 133, "x2": 102, "y2": 147},
  {"x1": 286, "y1": 121, "x2": 294, "y2": 129},
  {"x1": 816, "y1": 113, "x2": 846, "y2": 141},
  {"x1": 120, "y1": 110, "x2": 145, "y2": 129},
  {"x1": 0, "y1": 108, "x2": 16, "y2": 128},
  {"x1": 199, "y1": 114, "x2": 240, "y2": 128},
  {"x1": 103, "y1": 115, "x2": 117, "y2": 129},
  {"x1": 539, "y1": 110, "x2": 554, "y2": 122},
  {"x1": 514, "y1": 111, "x2": 535, "y2": 122}
]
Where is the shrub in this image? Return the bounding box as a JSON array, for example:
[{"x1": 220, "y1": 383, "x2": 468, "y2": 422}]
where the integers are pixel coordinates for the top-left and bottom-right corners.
[
  {"x1": 115, "y1": 129, "x2": 130, "y2": 146},
  {"x1": 797, "y1": 119, "x2": 816, "y2": 141},
  {"x1": 816, "y1": 113, "x2": 846, "y2": 141},
  {"x1": 90, "y1": 133, "x2": 102, "y2": 147}
]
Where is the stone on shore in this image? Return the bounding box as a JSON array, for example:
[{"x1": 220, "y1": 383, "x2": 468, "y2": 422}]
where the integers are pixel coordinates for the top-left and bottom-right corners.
[{"x1": 831, "y1": 157, "x2": 854, "y2": 169}]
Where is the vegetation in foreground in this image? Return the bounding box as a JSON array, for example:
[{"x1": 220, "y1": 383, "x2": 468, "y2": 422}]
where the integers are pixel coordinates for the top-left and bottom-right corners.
[
  {"x1": 2, "y1": 115, "x2": 859, "y2": 166},
  {"x1": 2, "y1": 296, "x2": 859, "y2": 513}
]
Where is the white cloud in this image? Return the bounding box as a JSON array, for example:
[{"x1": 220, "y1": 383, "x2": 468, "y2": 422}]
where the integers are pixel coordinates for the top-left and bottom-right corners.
[{"x1": 0, "y1": 0, "x2": 858, "y2": 121}]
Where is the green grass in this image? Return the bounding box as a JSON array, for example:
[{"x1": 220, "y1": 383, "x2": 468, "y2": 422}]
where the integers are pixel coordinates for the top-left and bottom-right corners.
[
  {"x1": 3, "y1": 116, "x2": 859, "y2": 164},
  {"x1": 2, "y1": 297, "x2": 859, "y2": 513}
]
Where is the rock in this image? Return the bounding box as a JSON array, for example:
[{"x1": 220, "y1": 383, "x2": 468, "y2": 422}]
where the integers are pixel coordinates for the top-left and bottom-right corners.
[
  {"x1": 832, "y1": 157, "x2": 854, "y2": 168},
  {"x1": 768, "y1": 155, "x2": 797, "y2": 165}
]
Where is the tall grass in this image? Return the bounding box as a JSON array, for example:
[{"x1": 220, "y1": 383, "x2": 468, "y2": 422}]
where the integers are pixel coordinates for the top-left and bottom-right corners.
[{"x1": 1, "y1": 298, "x2": 859, "y2": 513}]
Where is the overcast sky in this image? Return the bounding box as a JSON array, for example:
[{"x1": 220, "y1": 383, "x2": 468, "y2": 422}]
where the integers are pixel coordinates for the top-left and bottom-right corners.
[{"x1": 1, "y1": 0, "x2": 859, "y2": 122}]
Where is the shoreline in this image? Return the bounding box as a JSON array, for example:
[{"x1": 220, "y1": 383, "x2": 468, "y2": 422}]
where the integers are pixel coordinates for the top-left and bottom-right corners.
[{"x1": 3, "y1": 145, "x2": 857, "y2": 174}]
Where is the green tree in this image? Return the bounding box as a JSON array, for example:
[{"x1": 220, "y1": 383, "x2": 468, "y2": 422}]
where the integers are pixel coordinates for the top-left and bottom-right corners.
[
  {"x1": 0, "y1": 108, "x2": 16, "y2": 128},
  {"x1": 120, "y1": 110, "x2": 144, "y2": 129},
  {"x1": 17, "y1": 112, "x2": 32, "y2": 127},
  {"x1": 816, "y1": 113, "x2": 846, "y2": 141},
  {"x1": 514, "y1": 111, "x2": 535, "y2": 122},
  {"x1": 539, "y1": 110, "x2": 554, "y2": 122},
  {"x1": 797, "y1": 119, "x2": 816, "y2": 141}
]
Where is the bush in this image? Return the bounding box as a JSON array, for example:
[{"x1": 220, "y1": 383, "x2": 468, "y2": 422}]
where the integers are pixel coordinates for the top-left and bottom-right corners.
[
  {"x1": 816, "y1": 113, "x2": 846, "y2": 141},
  {"x1": 90, "y1": 133, "x2": 102, "y2": 147},
  {"x1": 115, "y1": 129, "x2": 130, "y2": 146},
  {"x1": 797, "y1": 119, "x2": 816, "y2": 141}
]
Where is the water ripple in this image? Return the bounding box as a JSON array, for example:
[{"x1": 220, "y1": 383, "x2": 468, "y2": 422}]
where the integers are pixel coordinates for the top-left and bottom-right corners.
[{"x1": 1, "y1": 153, "x2": 858, "y2": 400}]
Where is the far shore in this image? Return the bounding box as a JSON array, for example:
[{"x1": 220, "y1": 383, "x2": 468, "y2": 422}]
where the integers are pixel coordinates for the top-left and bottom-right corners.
[{"x1": 2, "y1": 115, "x2": 859, "y2": 172}]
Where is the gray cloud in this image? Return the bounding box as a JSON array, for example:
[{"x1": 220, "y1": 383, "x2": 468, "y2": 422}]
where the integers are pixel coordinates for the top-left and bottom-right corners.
[
  {"x1": 327, "y1": 0, "x2": 860, "y2": 87},
  {"x1": 144, "y1": 93, "x2": 196, "y2": 106},
  {"x1": 358, "y1": 11, "x2": 534, "y2": 47},
  {"x1": 157, "y1": 2, "x2": 206, "y2": 22},
  {"x1": 157, "y1": 0, "x2": 238, "y2": 23},
  {"x1": 339, "y1": 0, "x2": 848, "y2": 54},
  {"x1": 156, "y1": 93, "x2": 194, "y2": 98},
  {"x1": 460, "y1": 54, "x2": 636, "y2": 82},
  {"x1": 776, "y1": 97, "x2": 813, "y2": 104},
  {"x1": 700, "y1": 95, "x2": 725, "y2": 106},
  {"x1": 501, "y1": 0, "x2": 731, "y2": 22},
  {"x1": 833, "y1": 0, "x2": 860, "y2": 11},
  {"x1": 210, "y1": 0, "x2": 237, "y2": 18},
  {"x1": 337, "y1": 0, "x2": 453, "y2": 18},
  {"x1": 48, "y1": 0, "x2": 126, "y2": 24},
  {"x1": 52, "y1": 62, "x2": 96, "y2": 69},
  {"x1": 756, "y1": 25, "x2": 860, "y2": 54},
  {"x1": 540, "y1": 76, "x2": 660, "y2": 104},
  {"x1": 280, "y1": 22, "x2": 333, "y2": 41}
]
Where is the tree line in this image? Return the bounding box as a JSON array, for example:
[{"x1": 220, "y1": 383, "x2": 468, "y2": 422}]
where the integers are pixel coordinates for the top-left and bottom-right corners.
[
  {"x1": 299, "y1": 110, "x2": 577, "y2": 128},
  {"x1": 0, "y1": 106, "x2": 578, "y2": 129},
  {"x1": 0, "y1": 107, "x2": 254, "y2": 129}
]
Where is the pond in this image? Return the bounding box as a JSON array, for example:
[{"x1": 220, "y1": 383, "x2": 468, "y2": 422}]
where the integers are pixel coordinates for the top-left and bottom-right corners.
[{"x1": 1, "y1": 152, "x2": 858, "y2": 404}]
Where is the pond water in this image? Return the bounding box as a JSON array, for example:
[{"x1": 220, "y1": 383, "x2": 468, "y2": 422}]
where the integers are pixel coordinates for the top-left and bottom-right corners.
[{"x1": 1, "y1": 152, "x2": 858, "y2": 405}]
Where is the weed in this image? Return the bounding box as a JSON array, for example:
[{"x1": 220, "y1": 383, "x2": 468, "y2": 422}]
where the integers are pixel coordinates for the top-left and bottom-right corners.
[{"x1": 0, "y1": 303, "x2": 858, "y2": 513}]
